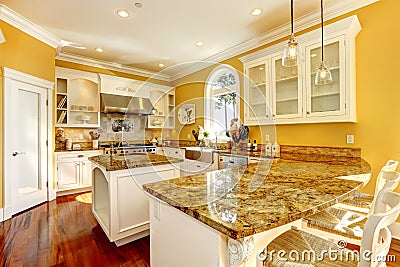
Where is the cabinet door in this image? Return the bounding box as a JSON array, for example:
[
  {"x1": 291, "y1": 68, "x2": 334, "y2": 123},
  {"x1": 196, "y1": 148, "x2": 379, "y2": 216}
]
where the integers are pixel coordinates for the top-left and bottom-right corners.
[
  {"x1": 57, "y1": 161, "x2": 80, "y2": 190},
  {"x1": 81, "y1": 160, "x2": 93, "y2": 187},
  {"x1": 305, "y1": 36, "x2": 346, "y2": 118},
  {"x1": 244, "y1": 60, "x2": 272, "y2": 125},
  {"x1": 271, "y1": 54, "x2": 303, "y2": 119}
]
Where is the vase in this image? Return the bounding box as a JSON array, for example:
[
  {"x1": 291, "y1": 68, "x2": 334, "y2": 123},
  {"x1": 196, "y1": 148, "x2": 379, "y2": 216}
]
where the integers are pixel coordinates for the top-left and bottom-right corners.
[
  {"x1": 93, "y1": 140, "x2": 99, "y2": 149},
  {"x1": 232, "y1": 141, "x2": 241, "y2": 150}
]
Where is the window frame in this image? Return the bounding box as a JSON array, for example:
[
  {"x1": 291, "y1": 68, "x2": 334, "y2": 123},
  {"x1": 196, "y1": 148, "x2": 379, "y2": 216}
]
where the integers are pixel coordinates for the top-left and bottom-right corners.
[{"x1": 204, "y1": 65, "x2": 240, "y2": 139}]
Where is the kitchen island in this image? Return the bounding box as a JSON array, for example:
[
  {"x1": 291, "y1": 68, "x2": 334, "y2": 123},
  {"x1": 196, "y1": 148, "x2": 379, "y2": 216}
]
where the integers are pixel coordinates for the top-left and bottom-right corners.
[
  {"x1": 143, "y1": 152, "x2": 371, "y2": 267},
  {"x1": 89, "y1": 153, "x2": 183, "y2": 246}
]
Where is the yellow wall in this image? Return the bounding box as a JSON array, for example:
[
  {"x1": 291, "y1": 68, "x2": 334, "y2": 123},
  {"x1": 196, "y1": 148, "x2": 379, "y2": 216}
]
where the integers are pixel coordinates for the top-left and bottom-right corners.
[
  {"x1": 175, "y1": 0, "x2": 400, "y2": 194},
  {"x1": 0, "y1": 20, "x2": 56, "y2": 207}
]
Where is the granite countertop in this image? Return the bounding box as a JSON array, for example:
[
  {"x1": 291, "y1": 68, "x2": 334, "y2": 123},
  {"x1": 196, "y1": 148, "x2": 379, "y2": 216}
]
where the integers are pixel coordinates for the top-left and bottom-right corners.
[
  {"x1": 89, "y1": 153, "x2": 184, "y2": 171},
  {"x1": 55, "y1": 147, "x2": 102, "y2": 152},
  {"x1": 143, "y1": 157, "x2": 371, "y2": 239}
]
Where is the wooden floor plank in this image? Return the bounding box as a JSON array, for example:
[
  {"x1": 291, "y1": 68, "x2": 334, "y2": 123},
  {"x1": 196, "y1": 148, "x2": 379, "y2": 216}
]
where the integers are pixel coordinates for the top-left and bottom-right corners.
[
  {"x1": 0, "y1": 192, "x2": 399, "y2": 266},
  {"x1": 0, "y1": 192, "x2": 150, "y2": 266}
]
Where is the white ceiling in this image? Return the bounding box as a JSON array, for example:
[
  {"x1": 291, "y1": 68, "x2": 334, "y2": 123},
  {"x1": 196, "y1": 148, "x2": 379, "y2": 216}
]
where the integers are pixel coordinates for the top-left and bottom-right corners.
[{"x1": 2, "y1": 0, "x2": 373, "y2": 78}]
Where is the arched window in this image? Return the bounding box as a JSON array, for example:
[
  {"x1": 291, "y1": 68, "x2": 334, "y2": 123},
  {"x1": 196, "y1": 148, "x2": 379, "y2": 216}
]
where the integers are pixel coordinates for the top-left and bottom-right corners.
[{"x1": 205, "y1": 65, "x2": 240, "y2": 140}]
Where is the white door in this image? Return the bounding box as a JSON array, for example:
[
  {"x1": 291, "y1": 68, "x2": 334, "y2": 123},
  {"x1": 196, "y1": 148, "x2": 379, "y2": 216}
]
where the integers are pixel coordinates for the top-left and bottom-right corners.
[{"x1": 8, "y1": 80, "x2": 48, "y2": 215}]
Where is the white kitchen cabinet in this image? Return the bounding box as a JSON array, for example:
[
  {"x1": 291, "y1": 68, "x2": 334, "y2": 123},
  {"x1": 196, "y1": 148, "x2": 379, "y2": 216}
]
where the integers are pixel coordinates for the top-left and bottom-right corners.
[
  {"x1": 92, "y1": 162, "x2": 181, "y2": 246},
  {"x1": 305, "y1": 36, "x2": 346, "y2": 119},
  {"x1": 180, "y1": 160, "x2": 213, "y2": 177},
  {"x1": 157, "y1": 147, "x2": 185, "y2": 159},
  {"x1": 56, "y1": 67, "x2": 100, "y2": 127},
  {"x1": 56, "y1": 150, "x2": 103, "y2": 195},
  {"x1": 148, "y1": 88, "x2": 175, "y2": 129},
  {"x1": 240, "y1": 15, "x2": 361, "y2": 125},
  {"x1": 243, "y1": 59, "x2": 273, "y2": 125},
  {"x1": 271, "y1": 53, "x2": 303, "y2": 120}
]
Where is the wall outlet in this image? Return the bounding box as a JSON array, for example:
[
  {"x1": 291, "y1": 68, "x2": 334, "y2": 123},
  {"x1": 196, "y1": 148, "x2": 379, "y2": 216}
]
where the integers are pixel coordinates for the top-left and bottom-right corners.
[
  {"x1": 346, "y1": 134, "x2": 354, "y2": 144},
  {"x1": 187, "y1": 134, "x2": 191, "y2": 139}
]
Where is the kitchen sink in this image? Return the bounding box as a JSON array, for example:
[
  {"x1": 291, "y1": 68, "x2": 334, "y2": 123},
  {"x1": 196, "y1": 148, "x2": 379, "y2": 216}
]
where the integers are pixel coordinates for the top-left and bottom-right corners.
[{"x1": 184, "y1": 147, "x2": 216, "y2": 163}]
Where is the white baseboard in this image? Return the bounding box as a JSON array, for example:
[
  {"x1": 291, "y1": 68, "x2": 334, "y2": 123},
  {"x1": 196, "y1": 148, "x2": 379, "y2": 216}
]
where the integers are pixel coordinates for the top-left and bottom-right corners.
[
  {"x1": 3, "y1": 205, "x2": 12, "y2": 221},
  {"x1": 389, "y1": 222, "x2": 400, "y2": 240},
  {"x1": 48, "y1": 188, "x2": 57, "y2": 201}
]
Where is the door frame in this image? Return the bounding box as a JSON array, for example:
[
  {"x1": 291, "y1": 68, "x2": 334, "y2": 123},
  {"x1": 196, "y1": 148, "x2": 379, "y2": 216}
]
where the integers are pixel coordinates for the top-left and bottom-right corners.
[{"x1": 2, "y1": 67, "x2": 54, "y2": 221}]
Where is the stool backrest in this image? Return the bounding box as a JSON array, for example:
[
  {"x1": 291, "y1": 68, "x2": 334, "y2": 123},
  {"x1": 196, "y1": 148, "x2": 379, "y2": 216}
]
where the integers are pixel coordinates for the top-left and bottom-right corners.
[
  {"x1": 368, "y1": 160, "x2": 399, "y2": 217},
  {"x1": 359, "y1": 190, "x2": 400, "y2": 267}
]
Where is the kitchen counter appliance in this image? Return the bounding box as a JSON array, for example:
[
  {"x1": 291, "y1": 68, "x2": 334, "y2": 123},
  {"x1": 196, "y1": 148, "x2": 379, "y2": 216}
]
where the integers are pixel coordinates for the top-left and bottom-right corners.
[{"x1": 101, "y1": 143, "x2": 157, "y2": 155}]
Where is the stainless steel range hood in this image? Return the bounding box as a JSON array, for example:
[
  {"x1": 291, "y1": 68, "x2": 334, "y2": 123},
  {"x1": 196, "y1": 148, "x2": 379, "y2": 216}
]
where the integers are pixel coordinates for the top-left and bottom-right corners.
[{"x1": 100, "y1": 93, "x2": 155, "y2": 115}]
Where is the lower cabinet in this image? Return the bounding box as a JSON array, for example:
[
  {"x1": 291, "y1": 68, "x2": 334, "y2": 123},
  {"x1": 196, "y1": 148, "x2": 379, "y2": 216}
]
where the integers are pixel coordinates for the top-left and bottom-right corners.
[
  {"x1": 56, "y1": 150, "x2": 103, "y2": 195},
  {"x1": 180, "y1": 159, "x2": 218, "y2": 177},
  {"x1": 92, "y1": 162, "x2": 181, "y2": 246}
]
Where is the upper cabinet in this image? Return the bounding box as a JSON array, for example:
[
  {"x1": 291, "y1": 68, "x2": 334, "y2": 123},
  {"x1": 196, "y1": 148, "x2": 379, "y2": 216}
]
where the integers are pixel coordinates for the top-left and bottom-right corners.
[
  {"x1": 240, "y1": 16, "x2": 361, "y2": 125},
  {"x1": 148, "y1": 87, "x2": 175, "y2": 129},
  {"x1": 56, "y1": 67, "x2": 100, "y2": 128}
]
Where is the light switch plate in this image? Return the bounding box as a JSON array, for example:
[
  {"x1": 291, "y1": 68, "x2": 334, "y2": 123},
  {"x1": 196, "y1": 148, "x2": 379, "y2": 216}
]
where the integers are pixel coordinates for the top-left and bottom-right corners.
[
  {"x1": 346, "y1": 134, "x2": 354, "y2": 144},
  {"x1": 187, "y1": 134, "x2": 191, "y2": 139}
]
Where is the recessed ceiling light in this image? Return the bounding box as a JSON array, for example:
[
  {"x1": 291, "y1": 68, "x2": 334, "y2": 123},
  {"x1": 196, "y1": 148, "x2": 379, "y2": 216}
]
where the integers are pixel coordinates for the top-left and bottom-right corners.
[
  {"x1": 195, "y1": 41, "x2": 204, "y2": 47},
  {"x1": 117, "y1": 9, "x2": 130, "y2": 18},
  {"x1": 258, "y1": 67, "x2": 264, "y2": 70},
  {"x1": 134, "y1": 2, "x2": 143, "y2": 8},
  {"x1": 158, "y1": 63, "x2": 165, "y2": 68},
  {"x1": 95, "y1": 47, "x2": 104, "y2": 53},
  {"x1": 311, "y1": 53, "x2": 317, "y2": 58},
  {"x1": 250, "y1": 8, "x2": 263, "y2": 16}
]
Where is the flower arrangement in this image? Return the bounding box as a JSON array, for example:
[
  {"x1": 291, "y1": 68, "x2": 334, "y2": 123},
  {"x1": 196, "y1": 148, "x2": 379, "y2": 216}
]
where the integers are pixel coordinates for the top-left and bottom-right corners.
[
  {"x1": 192, "y1": 126, "x2": 209, "y2": 146},
  {"x1": 89, "y1": 131, "x2": 100, "y2": 140}
]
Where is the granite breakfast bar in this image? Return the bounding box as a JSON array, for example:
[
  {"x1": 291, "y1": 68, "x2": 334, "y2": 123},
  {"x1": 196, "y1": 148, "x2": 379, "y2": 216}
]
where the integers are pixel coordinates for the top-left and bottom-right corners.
[
  {"x1": 143, "y1": 151, "x2": 371, "y2": 267},
  {"x1": 89, "y1": 153, "x2": 183, "y2": 246}
]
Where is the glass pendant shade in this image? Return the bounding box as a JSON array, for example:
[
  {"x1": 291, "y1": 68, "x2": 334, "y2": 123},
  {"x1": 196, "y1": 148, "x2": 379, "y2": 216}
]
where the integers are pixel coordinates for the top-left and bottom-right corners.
[
  {"x1": 315, "y1": 0, "x2": 333, "y2": 85},
  {"x1": 282, "y1": 33, "x2": 301, "y2": 67},
  {"x1": 315, "y1": 61, "x2": 332, "y2": 85}
]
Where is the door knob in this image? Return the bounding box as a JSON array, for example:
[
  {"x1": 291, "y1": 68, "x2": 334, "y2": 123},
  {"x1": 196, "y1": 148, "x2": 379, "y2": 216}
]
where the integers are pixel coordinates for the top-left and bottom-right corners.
[{"x1": 12, "y1": 151, "x2": 26, "y2": 157}]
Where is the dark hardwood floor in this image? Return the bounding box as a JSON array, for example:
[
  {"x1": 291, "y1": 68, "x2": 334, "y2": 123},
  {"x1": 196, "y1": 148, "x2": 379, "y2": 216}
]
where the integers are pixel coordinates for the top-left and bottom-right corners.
[
  {"x1": 0, "y1": 192, "x2": 150, "y2": 267},
  {"x1": 0, "y1": 192, "x2": 399, "y2": 266}
]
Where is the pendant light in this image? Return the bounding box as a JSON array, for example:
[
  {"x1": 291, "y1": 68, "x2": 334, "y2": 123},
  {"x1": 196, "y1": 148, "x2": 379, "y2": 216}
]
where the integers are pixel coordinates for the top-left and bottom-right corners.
[
  {"x1": 282, "y1": 0, "x2": 301, "y2": 67},
  {"x1": 315, "y1": 0, "x2": 333, "y2": 85}
]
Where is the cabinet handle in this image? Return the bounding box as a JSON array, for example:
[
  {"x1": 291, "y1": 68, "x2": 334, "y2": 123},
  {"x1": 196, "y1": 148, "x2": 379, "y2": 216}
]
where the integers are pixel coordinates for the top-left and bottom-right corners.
[
  {"x1": 78, "y1": 155, "x2": 84, "y2": 158},
  {"x1": 307, "y1": 111, "x2": 310, "y2": 115},
  {"x1": 265, "y1": 114, "x2": 269, "y2": 117},
  {"x1": 273, "y1": 114, "x2": 276, "y2": 117}
]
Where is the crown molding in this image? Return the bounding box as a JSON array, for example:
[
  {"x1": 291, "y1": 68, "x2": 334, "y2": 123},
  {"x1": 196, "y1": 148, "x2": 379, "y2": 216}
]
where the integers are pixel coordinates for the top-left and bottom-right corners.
[
  {"x1": 170, "y1": 0, "x2": 378, "y2": 81},
  {"x1": 239, "y1": 15, "x2": 361, "y2": 63},
  {"x1": 2, "y1": 67, "x2": 54, "y2": 89},
  {"x1": 56, "y1": 52, "x2": 171, "y2": 82},
  {"x1": 0, "y1": 4, "x2": 61, "y2": 48}
]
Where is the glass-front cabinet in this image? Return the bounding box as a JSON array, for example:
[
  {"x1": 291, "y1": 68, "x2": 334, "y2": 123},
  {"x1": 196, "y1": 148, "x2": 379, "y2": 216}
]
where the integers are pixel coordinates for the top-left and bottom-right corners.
[
  {"x1": 271, "y1": 54, "x2": 303, "y2": 119},
  {"x1": 240, "y1": 15, "x2": 360, "y2": 125},
  {"x1": 306, "y1": 36, "x2": 345, "y2": 118},
  {"x1": 244, "y1": 60, "x2": 272, "y2": 125}
]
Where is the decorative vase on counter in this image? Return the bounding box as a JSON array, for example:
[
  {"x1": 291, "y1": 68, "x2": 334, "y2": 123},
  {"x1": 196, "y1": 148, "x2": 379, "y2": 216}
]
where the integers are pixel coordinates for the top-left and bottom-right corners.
[{"x1": 93, "y1": 140, "x2": 99, "y2": 149}]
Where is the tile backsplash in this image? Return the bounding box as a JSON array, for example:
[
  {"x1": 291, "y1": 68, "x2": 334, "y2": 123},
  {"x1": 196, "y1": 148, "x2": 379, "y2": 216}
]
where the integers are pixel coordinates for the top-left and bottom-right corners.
[{"x1": 56, "y1": 113, "x2": 168, "y2": 144}]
